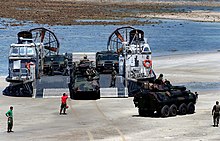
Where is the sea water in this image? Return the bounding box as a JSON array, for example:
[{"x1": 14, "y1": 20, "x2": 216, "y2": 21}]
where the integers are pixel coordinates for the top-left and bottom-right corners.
[{"x1": 0, "y1": 19, "x2": 220, "y2": 76}]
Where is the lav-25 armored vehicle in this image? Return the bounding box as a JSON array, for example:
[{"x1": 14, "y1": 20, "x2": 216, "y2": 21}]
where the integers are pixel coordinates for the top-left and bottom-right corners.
[
  {"x1": 68, "y1": 58, "x2": 100, "y2": 100},
  {"x1": 133, "y1": 80, "x2": 198, "y2": 117}
]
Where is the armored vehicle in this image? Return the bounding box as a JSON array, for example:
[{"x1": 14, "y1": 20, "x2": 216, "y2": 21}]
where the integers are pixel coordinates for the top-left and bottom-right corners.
[
  {"x1": 96, "y1": 51, "x2": 119, "y2": 73},
  {"x1": 68, "y1": 60, "x2": 100, "y2": 100},
  {"x1": 133, "y1": 81, "x2": 198, "y2": 117}
]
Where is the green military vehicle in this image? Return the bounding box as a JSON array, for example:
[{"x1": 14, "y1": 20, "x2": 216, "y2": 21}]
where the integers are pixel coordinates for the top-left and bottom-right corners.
[
  {"x1": 133, "y1": 81, "x2": 198, "y2": 117},
  {"x1": 68, "y1": 60, "x2": 100, "y2": 100},
  {"x1": 43, "y1": 55, "x2": 68, "y2": 75},
  {"x1": 96, "y1": 51, "x2": 119, "y2": 73}
]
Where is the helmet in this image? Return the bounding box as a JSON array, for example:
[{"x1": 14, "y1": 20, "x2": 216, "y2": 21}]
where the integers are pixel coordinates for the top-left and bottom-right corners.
[{"x1": 84, "y1": 55, "x2": 87, "y2": 59}]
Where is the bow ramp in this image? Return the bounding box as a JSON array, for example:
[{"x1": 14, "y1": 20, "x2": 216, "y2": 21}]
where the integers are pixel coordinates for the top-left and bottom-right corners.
[{"x1": 69, "y1": 52, "x2": 128, "y2": 99}]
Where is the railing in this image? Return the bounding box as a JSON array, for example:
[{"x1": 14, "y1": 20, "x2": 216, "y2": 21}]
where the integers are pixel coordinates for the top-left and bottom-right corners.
[{"x1": 9, "y1": 68, "x2": 31, "y2": 81}]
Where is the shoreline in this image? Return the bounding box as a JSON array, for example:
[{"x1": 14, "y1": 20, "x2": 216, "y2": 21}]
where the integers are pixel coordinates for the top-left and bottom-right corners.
[
  {"x1": 1, "y1": 1, "x2": 220, "y2": 25},
  {"x1": 139, "y1": 10, "x2": 220, "y2": 23}
]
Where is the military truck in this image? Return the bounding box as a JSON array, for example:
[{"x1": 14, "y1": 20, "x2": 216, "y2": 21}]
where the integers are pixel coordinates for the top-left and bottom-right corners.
[
  {"x1": 96, "y1": 51, "x2": 119, "y2": 73},
  {"x1": 68, "y1": 60, "x2": 100, "y2": 100},
  {"x1": 43, "y1": 55, "x2": 68, "y2": 75},
  {"x1": 133, "y1": 81, "x2": 198, "y2": 117}
]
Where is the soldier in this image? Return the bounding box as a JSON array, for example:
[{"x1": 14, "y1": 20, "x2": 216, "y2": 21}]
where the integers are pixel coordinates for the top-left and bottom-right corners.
[
  {"x1": 5, "y1": 106, "x2": 13, "y2": 132},
  {"x1": 212, "y1": 101, "x2": 220, "y2": 127},
  {"x1": 155, "y1": 73, "x2": 164, "y2": 85},
  {"x1": 86, "y1": 66, "x2": 93, "y2": 80},
  {"x1": 110, "y1": 67, "x2": 117, "y2": 87},
  {"x1": 80, "y1": 55, "x2": 89, "y2": 63}
]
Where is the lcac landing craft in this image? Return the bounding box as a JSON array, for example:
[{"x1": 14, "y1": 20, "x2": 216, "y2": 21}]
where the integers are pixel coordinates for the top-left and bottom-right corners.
[
  {"x1": 107, "y1": 26, "x2": 156, "y2": 96},
  {"x1": 3, "y1": 28, "x2": 60, "y2": 96}
]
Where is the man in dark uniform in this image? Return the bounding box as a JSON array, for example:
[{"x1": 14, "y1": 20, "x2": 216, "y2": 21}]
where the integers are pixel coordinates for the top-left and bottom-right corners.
[
  {"x1": 212, "y1": 101, "x2": 220, "y2": 127},
  {"x1": 155, "y1": 73, "x2": 164, "y2": 85},
  {"x1": 110, "y1": 67, "x2": 117, "y2": 87}
]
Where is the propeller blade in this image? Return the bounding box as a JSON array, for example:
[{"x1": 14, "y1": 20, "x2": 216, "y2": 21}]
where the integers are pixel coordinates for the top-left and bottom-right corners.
[
  {"x1": 41, "y1": 30, "x2": 46, "y2": 42},
  {"x1": 44, "y1": 46, "x2": 57, "y2": 52},
  {"x1": 117, "y1": 47, "x2": 123, "y2": 54},
  {"x1": 115, "y1": 30, "x2": 124, "y2": 42}
]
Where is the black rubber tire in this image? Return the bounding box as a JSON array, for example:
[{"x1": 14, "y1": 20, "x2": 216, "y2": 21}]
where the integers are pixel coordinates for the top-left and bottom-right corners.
[
  {"x1": 187, "y1": 102, "x2": 195, "y2": 114},
  {"x1": 138, "y1": 108, "x2": 146, "y2": 116},
  {"x1": 179, "y1": 103, "x2": 187, "y2": 115},
  {"x1": 161, "y1": 105, "x2": 170, "y2": 117},
  {"x1": 169, "y1": 104, "x2": 177, "y2": 116}
]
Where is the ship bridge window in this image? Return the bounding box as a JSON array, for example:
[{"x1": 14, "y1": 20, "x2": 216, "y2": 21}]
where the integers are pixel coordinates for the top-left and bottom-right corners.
[
  {"x1": 11, "y1": 48, "x2": 19, "y2": 56},
  {"x1": 143, "y1": 47, "x2": 149, "y2": 52},
  {"x1": 27, "y1": 47, "x2": 35, "y2": 56},
  {"x1": 19, "y1": 47, "x2": 26, "y2": 56}
]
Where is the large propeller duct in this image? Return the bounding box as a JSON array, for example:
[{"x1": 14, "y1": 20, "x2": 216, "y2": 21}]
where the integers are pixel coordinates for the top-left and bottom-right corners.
[
  {"x1": 107, "y1": 26, "x2": 135, "y2": 53},
  {"x1": 30, "y1": 27, "x2": 60, "y2": 56}
]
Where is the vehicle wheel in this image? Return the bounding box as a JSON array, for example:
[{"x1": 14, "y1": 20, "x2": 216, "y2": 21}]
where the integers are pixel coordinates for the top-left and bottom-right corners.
[
  {"x1": 169, "y1": 104, "x2": 177, "y2": 116},
  {"x1": 179, "y1": 103, "x2": 187, "y2": 115},
  {"x1": 161, "y1": 105, "x2": 170, "y2": 117},
  {"x1": 138, "y1": 108, "x2": 146, "y2": 116},
  {"x1": 187, "y1": 102, "x2": 195, "y2": 114}
]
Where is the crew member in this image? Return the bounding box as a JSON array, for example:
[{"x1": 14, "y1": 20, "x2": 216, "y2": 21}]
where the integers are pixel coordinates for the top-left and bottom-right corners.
[
  {"x1": 60, "y1": 93, "x2": 68, "y2": 115},
  {"x1": 80, "y1": 55, "x2": 89, "y2": 63},
  {"x1": 212, "y1": 101, "x2": 220, "y2": 127},
  {"x1": 5, "y1": 106, "x2": 13, "y2": 132},
  {"x1": 110, "y1": 67, "x2": 117, "y2": 87},
  {"x1": 155, "y1": 73, "x2": 164, "y2": 85}
]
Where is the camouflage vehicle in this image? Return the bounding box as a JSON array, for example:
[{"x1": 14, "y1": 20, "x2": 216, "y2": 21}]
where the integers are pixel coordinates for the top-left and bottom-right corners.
[
  {"x1": 43, "y1": 55, "x2": 68, "y2": 75},
  {"x1": 133, "y1": 81, "x2": 198, "y2": 117},
  {"x1": 68, "y1": 60, "x2": 100, "y2": 100},
  {"x1": 96, "y1": 51, "x2": 119, "y2": 73}
]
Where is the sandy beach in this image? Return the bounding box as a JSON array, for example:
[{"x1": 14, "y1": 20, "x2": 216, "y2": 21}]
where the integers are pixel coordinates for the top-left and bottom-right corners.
[
  {"x1": 1, "y1": 0, "x2": 220, "y2": 25},
  {"x1": 1, "y1": 0, "x2": 220, "y2": 140},
  {"x1": 0, "y1": 52, "x2": 220, "y2": 140}
]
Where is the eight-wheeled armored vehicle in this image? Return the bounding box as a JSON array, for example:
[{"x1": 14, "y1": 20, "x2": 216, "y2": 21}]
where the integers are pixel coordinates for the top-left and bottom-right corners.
[
  {"x1": 68, "y1": 59, "x2": 100, "y2": 100},
  {"x1": 133, "y1": 81, "x2": 198, "y2": 117}
]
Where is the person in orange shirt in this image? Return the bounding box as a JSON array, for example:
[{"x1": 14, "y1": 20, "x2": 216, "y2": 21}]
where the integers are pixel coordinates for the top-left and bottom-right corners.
[{"x1": 60, "y1": 93, "x2": 68, "y2": 115}]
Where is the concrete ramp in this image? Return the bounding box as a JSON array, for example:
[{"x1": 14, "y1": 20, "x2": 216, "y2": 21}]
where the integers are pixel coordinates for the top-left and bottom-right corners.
[
  {"x1": 33, "y1": 75, "x2": 70, "y2": 98},
  {"x1": 100, "y1": 88, "x2": 128, "y2": 98},
  {"x1": 43, "y1": 88, "x2": 69, "y2": 98},
  {"x1": 100, "y1": 74, "x2": 128, "y2": 98}
]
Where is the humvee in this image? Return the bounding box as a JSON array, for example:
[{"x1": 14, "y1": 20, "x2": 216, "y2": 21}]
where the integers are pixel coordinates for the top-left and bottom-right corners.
[
  {"x1": 133, "y1": 81, "x2": 198, "y2": 117},
  {"x1": 96, "y1": 51, "x2": 119, "y2": 73},
  {"x1": 43, "y1": 55, "x2": 68, "y2": 75}
]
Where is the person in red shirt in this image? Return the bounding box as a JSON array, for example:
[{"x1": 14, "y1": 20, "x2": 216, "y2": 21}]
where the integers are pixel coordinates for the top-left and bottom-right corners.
[{"x1": 60, "y1": 93, "x2": 68, "y2": 115}]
